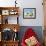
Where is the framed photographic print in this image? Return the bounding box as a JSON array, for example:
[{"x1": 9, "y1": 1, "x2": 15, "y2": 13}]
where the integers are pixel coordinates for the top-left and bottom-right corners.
[
  {"x1": 23, "y1": 8, "x2": 36, "y2": 19},
  {"x1": 9, "y1": 10, "x2": 15, "y2": 15},
  {"x1": 9, "y1": 10, "x2": 17, "y2": 15},
  {"x1": 2, "y1": 10, "x2": 9, "y2": 15}
]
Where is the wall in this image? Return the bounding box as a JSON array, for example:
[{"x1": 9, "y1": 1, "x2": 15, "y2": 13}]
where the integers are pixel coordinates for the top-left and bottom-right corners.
[
  {"x1": 18, "y1": 0, "x2": 44, "y2": 26},
  {"x1": 0, "y1": 0, "x2": 44, "y2": 26}
]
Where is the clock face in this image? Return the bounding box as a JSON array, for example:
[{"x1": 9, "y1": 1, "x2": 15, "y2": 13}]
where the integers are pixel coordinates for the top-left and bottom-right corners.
[{"x1": 2, "y1": 10, "x2": 9, "y2": 15}]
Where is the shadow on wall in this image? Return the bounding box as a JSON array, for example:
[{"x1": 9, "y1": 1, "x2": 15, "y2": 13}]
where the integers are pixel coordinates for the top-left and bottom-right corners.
[{"x1": 18, "y1": 26, "x2": 44, "y2": 44}]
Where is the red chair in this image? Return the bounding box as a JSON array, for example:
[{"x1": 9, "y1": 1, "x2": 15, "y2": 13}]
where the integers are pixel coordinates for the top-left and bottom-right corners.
[{"x1": 21, "y1": 28, "x2": 41, "y2": 46}]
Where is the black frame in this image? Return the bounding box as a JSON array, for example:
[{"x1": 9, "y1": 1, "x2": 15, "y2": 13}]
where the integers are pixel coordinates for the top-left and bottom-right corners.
[{"x1": 23, "y1": 8, "x2": 36, "y2": 19}]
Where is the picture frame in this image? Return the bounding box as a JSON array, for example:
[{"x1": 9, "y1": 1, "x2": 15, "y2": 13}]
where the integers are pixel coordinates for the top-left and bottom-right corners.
[
  {"x1": 23, "y1": 8, "x2": 36, "y2": 19},
  {"x1": 2, "y1": 10, "x2": 9, "y2": 15},
  {"x1": 9, "y1": 10, "x2": 17, "y2": 15}
]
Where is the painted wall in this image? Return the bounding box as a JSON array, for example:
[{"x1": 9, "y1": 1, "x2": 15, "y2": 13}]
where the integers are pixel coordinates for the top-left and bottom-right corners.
[{"x1": 0, "y1": 0, "x2": 44, "y2": 26}]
